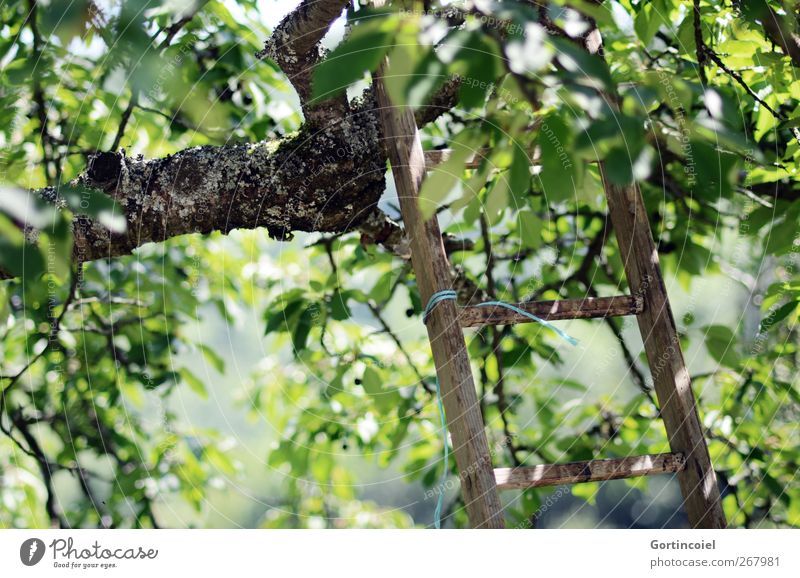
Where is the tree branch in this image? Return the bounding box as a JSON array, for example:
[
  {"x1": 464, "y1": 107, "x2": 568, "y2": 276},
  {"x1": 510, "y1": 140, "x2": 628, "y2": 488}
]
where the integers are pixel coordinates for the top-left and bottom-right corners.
[
  {"x1": 759, "y1": 3, "x2": 800, "y2": 68},
  {"x1": 256, "y1": 0, "x2": 350, "y2": 126},
  {"x1": 0, "y1": 1, "x2": 488, "y2": 282},
  {"x1": 1, "y1": 110, "x2": 393, "y2": 280}
]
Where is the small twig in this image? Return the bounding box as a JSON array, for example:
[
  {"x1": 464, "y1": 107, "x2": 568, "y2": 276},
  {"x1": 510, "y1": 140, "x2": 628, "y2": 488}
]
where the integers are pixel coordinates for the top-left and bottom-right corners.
[
  {"x1": 692, "y1": 0, "x2": 709, "y2": 88},
  {"x1": 155, "y1": 0, "x2": 209, "y2": 49},
  {"x1": 523, "y1": 216, "x2": 608, "y2": 302},
  {"x1": 11, "y1": 412, "x2": 67, "y2": 527},
  {"x1": 479, "y1": 214, "x2": 521, "y2": 466},
  {"x1": 111, "y1": 89, "x2": 138, "y2": 151},
  {"x1": 366, "y1": 301, "x2": 434, "y2": 395},
  {"x1": 27, "y1": 0, "x2": 59, "y2": 184},
  {"x1": 702, "y1": 46, "x2": 783, "y2": 120}
]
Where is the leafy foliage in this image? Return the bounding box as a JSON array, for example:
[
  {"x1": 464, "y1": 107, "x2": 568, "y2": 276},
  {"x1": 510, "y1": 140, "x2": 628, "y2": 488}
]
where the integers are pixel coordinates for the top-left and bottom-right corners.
[{"x1": 1, "y1": 0, "x2": 799, "y2": 528}]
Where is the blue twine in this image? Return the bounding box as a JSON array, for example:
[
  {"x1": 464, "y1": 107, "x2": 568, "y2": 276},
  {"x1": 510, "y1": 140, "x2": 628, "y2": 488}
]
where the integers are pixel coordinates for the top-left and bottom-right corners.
[
  {"x1": 422, "y1": 289, "x2": 457, "y2": 323},
  {"x1": 423, "y1": 289, "x2": 578, "y2": 529},
  {"x1": 423, "y1": 289, "x2": 578, "y2": 345},
  {"x1": 475, "y1": 301, "x2": 579, "y2": 346}
]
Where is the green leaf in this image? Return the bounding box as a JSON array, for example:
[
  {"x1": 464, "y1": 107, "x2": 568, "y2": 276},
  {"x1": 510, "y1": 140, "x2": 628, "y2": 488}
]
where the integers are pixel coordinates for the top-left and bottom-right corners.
[
  {"x1": 362, "y1": 365, "x2": 398, "y2": 414},
  {"x1": 311, "y1": 13, "x2": 399, "y2": 101},
  {"x1": 634, "y1": 0, "x2": 669, "y2": 46},
  {"x1": 485, "y1": 178, "x2": 508, "y2": 225},
  {"x1": 453, "y1": 33, "x2": 503, "y2": 109},
  {"x1": 518, "y1": 210, "x2": 543, "y2": 250},
  {"x1": 537, "y1": 114, "x2": 578, "y2": 201},
  {"x1": 759, "y1": 300, "x2": 798, "y2": 333},
  {"x1": 198, "y1": 344, "x2": 226, "y2": 373},
  {"x1": 384, "y1": 43, "x2": 447, "y2": 108},
  {"x1": 765, "y1": 203, "x2": 800, "y2": 256},
  {"x1": 265, "y1": 298, "x2": 304, "y2": 335},
  {"x1": 38, "y1": 217, "x2": 74, "y2": 281},
  {"x1": 703, "y1": 325, "x2": 739, "y2": 368},
  {"x1": 0, "y1": 214, "x2": 45, "y2": 280},
  {"x1": 553, "y1": 378, "x2": 587, "y2": 392},
  {"x1": 604, "y1": 146, "x2": 635, "y2": 186},
  {"x1": 370, "y1": 271, "x2": 395, "y2": 302},
  {"x1": 58, "y1": 184, "x2": 126, "y2": 232},
  {"x1": 439, "y1": 29, "x2": 504, "y2": 108},
  {"x1": 419, "y1": 127, "x2": 486, "y2": 219},
  {"x1": 325, "y1": 365, "x2": 349, "y2": 399},
  {"x1": 0, "y1": 186, "x2": 56, "y2": 229},
  {"x1": 550, "y1": 37, "x2": 614, "y2": 91},
  {"x1": 329, "y1": 290, "x2": 352, "y2": 321},
  {"x1": 689, "y1": 141, "x2": 739, "y2": 201},
  {"x1": 205, "y1": 446, "x2": 237, "y2": 476},
  {"x1": 180, "y1": 367, "x2": 209, "y2": 399},
  {"x1": 39, "y1": 0, "x2": 91, "y2": 44},
  {"x1": 361, "y1": 366, "x2": 382, "y2": 397},
  {"x1": 452, "y1": 160, "x2": 491, "y2": 213},
  {"x1": 291, "y1": 307, "x2": 315, "y2": 354},
  {"x1": 506, "y1": 144, "x2": 532, "y2": 209}
]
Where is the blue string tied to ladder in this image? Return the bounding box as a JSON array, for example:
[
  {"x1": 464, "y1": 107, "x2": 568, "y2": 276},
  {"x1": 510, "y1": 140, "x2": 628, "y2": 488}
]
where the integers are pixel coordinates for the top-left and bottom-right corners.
[{"x1": 423, "y1": 289, "x2": 578, "y2": 528}]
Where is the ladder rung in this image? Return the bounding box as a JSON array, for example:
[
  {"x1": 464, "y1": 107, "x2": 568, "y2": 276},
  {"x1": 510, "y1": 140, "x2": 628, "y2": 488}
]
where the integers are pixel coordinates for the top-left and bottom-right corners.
[
  {"x1": 458, "y1": 295, "x2": 643, "y2": 328},
  {"x1": 423, "y1": 148, "x2": 601, "y2": 170},
  {"x1": 494, "y1": 452, "x2": 686, "y2": 490},
  {"x1": 423, "y1": 148, "x2": 540, "y2": 170}
]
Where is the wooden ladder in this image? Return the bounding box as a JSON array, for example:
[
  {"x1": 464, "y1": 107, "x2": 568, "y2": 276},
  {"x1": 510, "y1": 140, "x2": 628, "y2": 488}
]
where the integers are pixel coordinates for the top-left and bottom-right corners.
[{"x1": 374, "y1": 67, "x2": 727, "y2": 529}]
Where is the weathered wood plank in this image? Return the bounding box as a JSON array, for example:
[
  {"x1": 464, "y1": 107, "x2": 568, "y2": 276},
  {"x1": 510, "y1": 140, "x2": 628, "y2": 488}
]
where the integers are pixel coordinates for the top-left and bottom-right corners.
[
  {"x1": 374, "y1": 62, "x2": 505, "y2": 529},
  {"x1": 423, "y1": 148, "x2": 599, "y2": 169},
  {"x1": 458, "y1": 295, "x2": 643, "y2": 328},
  {"x1": 602, "y1": 174, "x2": 727, "y2": 528},
  {"x1": 494, "y1": 453, "x2": 686, "y2": 490},
  {"x1": 423, "y1": 147, "x2": 540, "y2": 170},
  {"x1": 577, "y1": 19, "x2": 726, "y2": 529}
]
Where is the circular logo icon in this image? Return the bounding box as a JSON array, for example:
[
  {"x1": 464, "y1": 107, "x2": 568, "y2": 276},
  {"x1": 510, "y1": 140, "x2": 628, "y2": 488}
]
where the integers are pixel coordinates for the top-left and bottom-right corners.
[{"x1": 20, "y1": 538, "x2": 46, "y2": 566}]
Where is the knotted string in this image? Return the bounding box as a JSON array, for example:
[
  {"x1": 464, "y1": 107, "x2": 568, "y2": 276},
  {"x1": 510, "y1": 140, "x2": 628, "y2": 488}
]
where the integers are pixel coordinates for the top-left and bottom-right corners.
[
  {"x1": 423, "y1": 289, "x2": 579, "y2": 345},
  {"x1": 423, "y1": 289, "x2": 578, "y2": 528}
]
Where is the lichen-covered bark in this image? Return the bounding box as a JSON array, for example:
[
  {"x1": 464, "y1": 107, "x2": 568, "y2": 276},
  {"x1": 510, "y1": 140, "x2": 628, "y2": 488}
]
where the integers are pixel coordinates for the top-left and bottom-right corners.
[
  {"x1": 0, "y1": 0, "x2": 464, "y2": 280},
  {"x1": 68, "y1": 108, "x2": 386, "y2": 264}
]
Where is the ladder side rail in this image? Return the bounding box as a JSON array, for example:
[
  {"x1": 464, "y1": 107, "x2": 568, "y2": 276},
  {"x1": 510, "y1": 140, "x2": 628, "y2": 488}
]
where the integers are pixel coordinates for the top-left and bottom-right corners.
[
  {"x1": 374, "y1": 63, "x2": 505, "y2": 528},
  {"x1": 601, "y1": 173, "x2": 726, "y2": 528}
]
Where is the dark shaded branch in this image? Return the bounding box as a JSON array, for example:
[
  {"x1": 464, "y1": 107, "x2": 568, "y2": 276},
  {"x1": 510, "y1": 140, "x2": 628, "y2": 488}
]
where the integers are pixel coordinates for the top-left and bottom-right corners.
[
  {"x1": 701, "y1": 45, "x2": 783, "y2": 120},
  {"x1": 157, "y1": 0, "x2": 209, "y2": 49},
  {"x1": 695, "y1": 8, "x2": 800, "y2": 145},
  {"x1": 10, "y1": 412, "x2": 68, "y2": 527},
  {"x1": 1, "y1": 2, "x2": 479, "y2": 282},
  {"x1": 76, "y1": 468, "x2": 113, "y2": 528},
  {"x1": 415, "y1": 76, "x2": 461, "y2": 126},
  {"x1": 27, "y1": 0, "x2": 58, "y2": 184},
  {"x1": 111, "y1": 89, "x2": 138, "y2": 151},
  {"x1": 692, "y1": 0, "x2": 708, "y2": 88},
  {"x1": 479, "y1": 214, "x2": 521, "y2": 467},
  {"x1": 759, "y1": 4, "x2": 800, "y2": 68},
  {"x1": 523, "y1": 216, "x2": 608, "y2": 302},
  {"x1": 603, "y1": 315, "x2": 655, "y2": 401}
]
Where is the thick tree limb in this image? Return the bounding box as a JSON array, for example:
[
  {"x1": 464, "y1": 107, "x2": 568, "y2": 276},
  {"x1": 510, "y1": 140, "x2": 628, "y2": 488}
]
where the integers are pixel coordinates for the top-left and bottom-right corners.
[
  {"x1": 256, "y1": 0, "x2": 350, "y2": 126},
  {"x1": 256, "y1": 0, "x2": 458, "y2": 127},
  {"x1": 414, "y1": 76, "x2": 461, "y2": 126},
  {"x1": 1, "y1": 0, "x2": 474, "y2": 283},
  {"x1": 5, "y1": 112, "x2": 388, "y2": 280},
  {"x1": 3, "y1": 0, "x2": 470, "y2": 281}
]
